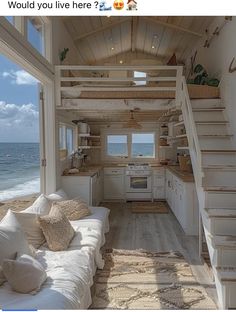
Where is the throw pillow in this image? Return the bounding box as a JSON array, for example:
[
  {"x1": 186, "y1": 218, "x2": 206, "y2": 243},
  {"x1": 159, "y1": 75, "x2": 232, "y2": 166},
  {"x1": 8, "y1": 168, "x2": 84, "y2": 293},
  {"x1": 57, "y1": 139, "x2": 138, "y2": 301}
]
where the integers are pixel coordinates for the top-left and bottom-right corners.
[
  {"x1": 13, "y1": 211, "x2": 46, "y2": 249},
  {"x1": 51, "y1": 199, "x2": 91, "y2": 221},
  {"x1": 3, "y1": 254, "x2": 47, "y2": 294},
  {"x1": 47, "y1": 189, "x2": 69, "y2": 202},
  {"x1": 38, "y1": 206, "x2": 75, "y2": 251},
  {"x1": 0, "y1": 210, "x2": 33, "y2": 284},
  {"x1": 23, "y1": 194, "x2": 51, "y2": 215}
]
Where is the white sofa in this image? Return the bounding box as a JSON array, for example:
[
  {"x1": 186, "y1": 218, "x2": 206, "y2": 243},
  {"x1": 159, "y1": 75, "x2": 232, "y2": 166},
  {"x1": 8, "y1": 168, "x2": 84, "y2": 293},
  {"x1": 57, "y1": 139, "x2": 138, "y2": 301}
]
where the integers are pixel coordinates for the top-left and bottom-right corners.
[{"x1": 0, "y1": 205, "x2": 110, "y2": 309}]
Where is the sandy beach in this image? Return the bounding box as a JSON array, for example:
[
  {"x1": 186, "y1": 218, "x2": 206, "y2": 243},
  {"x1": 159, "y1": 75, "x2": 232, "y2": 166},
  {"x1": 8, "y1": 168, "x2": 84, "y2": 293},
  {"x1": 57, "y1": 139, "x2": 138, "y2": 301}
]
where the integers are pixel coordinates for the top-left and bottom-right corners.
[{"x1": 0, "y1": 193, "x2": 38, "y2": 220}]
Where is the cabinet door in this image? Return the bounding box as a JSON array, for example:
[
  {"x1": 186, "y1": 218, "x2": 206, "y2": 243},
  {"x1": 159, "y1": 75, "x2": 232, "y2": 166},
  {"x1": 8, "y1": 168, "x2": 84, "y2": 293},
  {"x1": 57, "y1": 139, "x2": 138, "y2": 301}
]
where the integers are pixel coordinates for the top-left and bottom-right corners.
[
  {"x1": 153, "y1": 186, "x2": 165, "y2": 199},
  {"x1": 104, "y1": 175, "x2": 124, "y2": 199}
]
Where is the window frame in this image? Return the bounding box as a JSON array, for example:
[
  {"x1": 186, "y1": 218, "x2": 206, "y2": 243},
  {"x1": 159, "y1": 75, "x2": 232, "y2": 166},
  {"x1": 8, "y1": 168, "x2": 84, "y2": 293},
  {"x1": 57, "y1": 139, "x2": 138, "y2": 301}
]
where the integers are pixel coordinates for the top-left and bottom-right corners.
[
  {"x1": 102, "y1": 129, "x2": 157, "y2": 162},
  {"x1": 59, "y1": 123, "x2": 75, "y2": 160},
  {"x1": 131, "y1": 132, "x2": 156, "y2": 159},
  {"x1": 106, "y1": 134, "x2": 129, "y2": 158}
]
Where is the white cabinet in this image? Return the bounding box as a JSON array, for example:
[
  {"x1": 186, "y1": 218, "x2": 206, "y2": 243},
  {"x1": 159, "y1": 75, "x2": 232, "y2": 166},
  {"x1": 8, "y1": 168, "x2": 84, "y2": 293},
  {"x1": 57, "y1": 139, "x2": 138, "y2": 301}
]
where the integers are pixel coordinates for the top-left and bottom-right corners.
[
  {"x1": 104, "y1": 167, "x2": 125, "y2": 200},
  {"x1": 165, "y1": 169, "x2": 199, "y2": 235},
  {"x1": 61, "y1": 169, "x2": 102, "y2": 206},
  {"x1": 153, "y1": 168, "x2": 165, "y2": 200}
]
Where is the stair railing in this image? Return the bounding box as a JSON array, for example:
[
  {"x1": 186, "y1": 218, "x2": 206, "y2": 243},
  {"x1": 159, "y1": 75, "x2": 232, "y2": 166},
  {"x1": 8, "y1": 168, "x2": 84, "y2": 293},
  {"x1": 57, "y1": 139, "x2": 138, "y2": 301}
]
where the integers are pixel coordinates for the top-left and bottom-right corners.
[{"x1": 180, "y1": 77, "x2": 203, "y2": 188}]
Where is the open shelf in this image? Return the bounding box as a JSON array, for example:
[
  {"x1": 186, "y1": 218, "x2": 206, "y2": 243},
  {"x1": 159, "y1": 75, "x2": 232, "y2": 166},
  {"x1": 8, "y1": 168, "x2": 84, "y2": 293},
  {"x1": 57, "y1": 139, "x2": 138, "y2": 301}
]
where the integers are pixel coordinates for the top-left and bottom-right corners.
[
  {"x1": 177, "y1": 146, "x2": 189, "y2": 150},
  {"x1": 78, "y1": 146, "x2": 101, "y2": 149},
  {"x1": 79, "y1": 134, "x2": 100, "y2": 138},
  {"x1": 174, "y1": 121, "x2": 185, "y2": 127},
  {"x1": 175, "y1": 134, "x2": 187, "y2": 138}
]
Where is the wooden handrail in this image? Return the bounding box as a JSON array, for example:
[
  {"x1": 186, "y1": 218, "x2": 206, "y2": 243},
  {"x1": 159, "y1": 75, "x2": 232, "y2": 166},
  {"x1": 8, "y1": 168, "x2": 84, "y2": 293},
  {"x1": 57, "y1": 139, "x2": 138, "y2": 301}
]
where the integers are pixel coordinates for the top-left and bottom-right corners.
[{"x1": 181, "y1": 76, "x2": 203, "y2": 187}]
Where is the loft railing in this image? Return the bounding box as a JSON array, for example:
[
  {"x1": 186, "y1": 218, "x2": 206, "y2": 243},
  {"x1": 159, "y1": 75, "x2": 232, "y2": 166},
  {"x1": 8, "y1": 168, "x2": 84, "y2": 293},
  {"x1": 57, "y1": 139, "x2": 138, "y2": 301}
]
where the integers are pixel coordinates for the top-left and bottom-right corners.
[
  {"x1": 180, "y1": 76, "x2": 203, "y2": 188},
  {"x1": 55, "y1": 65, "x2": 183, "y2": 107}
]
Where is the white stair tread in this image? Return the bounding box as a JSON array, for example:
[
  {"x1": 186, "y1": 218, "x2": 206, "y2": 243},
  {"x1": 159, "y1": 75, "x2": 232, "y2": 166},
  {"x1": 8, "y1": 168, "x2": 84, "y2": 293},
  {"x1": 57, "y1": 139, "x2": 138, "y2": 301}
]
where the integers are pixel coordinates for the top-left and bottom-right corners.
[
  {"x1": 204, "y1": 187, "x2": 236, "y2": 192},
  {"x1": 193, "y1": 107, "x2": 225, "y2": 112},
  {"x1": 216, "y1": 268, "x2": 236, "y2": 281},
  {"x1": 203, "y1": 165, "x2": 236, "y2": 170},
  {"x1": 199, "y1": 135, "x2": 233, "y2": 137},
  {"x1": 210, "y1": 235, "x2": 236, "y2": 248},
  {"x1": 201, "y1": 149, "x2": 236, "y2": 153},
  {"x1": 205, "y1": 208, "x2": 236, "y2": 218},
  {"x1": 196, "y1": 121, "x2": 229, "y2": 125}
]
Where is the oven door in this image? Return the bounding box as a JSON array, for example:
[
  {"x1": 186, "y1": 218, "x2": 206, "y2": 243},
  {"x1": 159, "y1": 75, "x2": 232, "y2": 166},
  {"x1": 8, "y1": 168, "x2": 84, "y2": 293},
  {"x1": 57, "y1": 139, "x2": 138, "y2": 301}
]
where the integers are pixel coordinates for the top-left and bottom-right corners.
[{"x1": 126, "y1": 175, "x2": 152, "y2": 193}]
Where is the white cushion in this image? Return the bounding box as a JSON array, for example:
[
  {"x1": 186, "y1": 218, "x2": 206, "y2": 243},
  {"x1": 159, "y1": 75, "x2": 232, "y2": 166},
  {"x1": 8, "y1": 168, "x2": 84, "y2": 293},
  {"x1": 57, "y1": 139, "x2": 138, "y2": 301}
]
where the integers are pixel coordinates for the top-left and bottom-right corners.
[
  {"x1": 0, "y1": 210, "x2": 33, "y2": 285},
  {"x1": 3, "y1": 254, "x2": 47, "y2": 294},
  {"x1": 13, "y1": 212, "x2": 45, "y2": 249},
  {"x1": 23, "y1": 194, "x2": 51, "y2": 215},
  {"x1": 47, "y1": 189, "x2": 68, "y2": 202}
]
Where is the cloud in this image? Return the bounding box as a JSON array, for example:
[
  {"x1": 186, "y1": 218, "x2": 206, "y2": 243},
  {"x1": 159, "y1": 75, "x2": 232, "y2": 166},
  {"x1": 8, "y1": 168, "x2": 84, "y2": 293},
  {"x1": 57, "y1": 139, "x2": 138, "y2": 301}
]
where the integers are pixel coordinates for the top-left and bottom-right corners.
[
  {"x1": 0, "y1": 101, "x2": 39, "y2": 127},
  {"x1": 2, "y1": 70, "x2": 38, "y2": 85}
]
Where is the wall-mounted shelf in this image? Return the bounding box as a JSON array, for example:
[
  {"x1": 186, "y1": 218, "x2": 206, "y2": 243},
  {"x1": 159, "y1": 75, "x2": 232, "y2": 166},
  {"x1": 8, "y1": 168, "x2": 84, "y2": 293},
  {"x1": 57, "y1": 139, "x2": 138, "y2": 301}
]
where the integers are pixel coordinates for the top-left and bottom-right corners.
[
  {"x1": 79, "y1": 134, "x2": 100, "y2": 138},
  {"x1": 174, "y1": 121, "x2": 185, "y2": 127},
  {"x1": 159, "y1": 146, "x2": 172, "y2": 149},
  {"x1": 175, "y1": 134, "x2": 187, "y2": 138},
  {"x1": 78, "y1": 146, "x2": 101, "y2": 150},
  {"x1": 177, "y1": 146, "x2": 189, "y2": 150}
]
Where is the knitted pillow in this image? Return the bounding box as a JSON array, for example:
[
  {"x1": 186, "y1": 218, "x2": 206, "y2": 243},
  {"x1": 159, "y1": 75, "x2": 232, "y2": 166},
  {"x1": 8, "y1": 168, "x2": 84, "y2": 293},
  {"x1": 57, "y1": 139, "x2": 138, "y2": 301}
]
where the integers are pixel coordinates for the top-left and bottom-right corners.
[
  {"x1": 38, "y1": 207, "x2": 75, "y2": 251},
  {"x1": 51, "y1": 199, "x2": 91, "y2": 221},
  {"x1": 3, "y1": 254, "x2": 47, "y2": 294}
]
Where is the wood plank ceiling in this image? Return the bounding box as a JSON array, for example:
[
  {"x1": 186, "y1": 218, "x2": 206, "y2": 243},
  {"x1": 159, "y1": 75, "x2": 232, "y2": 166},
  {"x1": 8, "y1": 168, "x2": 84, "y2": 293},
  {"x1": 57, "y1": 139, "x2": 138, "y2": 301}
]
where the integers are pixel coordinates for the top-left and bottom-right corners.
[{"x1": 63, "y1": 16, "x2": 215, "y2": 65}]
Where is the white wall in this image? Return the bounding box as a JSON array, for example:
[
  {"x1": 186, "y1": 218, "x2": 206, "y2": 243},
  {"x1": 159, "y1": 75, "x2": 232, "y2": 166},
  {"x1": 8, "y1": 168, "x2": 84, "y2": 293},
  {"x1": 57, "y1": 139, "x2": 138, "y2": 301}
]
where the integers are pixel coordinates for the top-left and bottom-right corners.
[
  {"x1": 185, "y1": 16, "x2": 236, "y2": 144},
  {"x1": 51, "y1": 17, "x2": 82, "y2": 65}
]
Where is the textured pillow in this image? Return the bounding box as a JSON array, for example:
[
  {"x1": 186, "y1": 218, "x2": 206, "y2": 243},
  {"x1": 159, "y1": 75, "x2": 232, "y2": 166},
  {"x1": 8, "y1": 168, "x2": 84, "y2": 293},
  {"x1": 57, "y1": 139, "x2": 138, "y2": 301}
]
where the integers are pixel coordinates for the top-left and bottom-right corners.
[
  {"x1": 3, "y1": 254, "x2": 47, "y2": 294},
  {"x1": 47, "y1": 189, "x2": 69, "y2": 202},
  {"x1": 0, "y1": 210, "x2": 33, "y2": 284},
  {"x1": 23, "y1": 194, "x2": 51, "y2": 215},
  {"x1": 51, "y1": 199, "x2": 91, "y2": 221},
  {"x1": 38, "y1": 206, "x2": 75, "y2": 251},
  {"x1": 13, "y1": 211, "x2": 46, "y2": 249}
]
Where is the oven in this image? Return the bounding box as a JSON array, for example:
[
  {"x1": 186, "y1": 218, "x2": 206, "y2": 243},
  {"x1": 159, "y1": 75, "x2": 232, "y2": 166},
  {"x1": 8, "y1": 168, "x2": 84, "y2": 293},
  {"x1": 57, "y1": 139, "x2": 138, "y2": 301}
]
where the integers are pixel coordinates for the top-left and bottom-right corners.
[
  {"x1": 125, "y1": 175, "x2": 152, "y2": 193},
  {"x1": 125, "y1": 164, "x2": 152, "y2": 200}
]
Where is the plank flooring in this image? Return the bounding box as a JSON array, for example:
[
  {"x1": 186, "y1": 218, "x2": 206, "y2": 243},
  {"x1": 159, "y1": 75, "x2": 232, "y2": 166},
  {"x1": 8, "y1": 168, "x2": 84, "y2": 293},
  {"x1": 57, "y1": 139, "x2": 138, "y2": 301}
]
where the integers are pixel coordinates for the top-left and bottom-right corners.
[{"x1": 101, "y1": 201, "x2": 218, "y2": 308}]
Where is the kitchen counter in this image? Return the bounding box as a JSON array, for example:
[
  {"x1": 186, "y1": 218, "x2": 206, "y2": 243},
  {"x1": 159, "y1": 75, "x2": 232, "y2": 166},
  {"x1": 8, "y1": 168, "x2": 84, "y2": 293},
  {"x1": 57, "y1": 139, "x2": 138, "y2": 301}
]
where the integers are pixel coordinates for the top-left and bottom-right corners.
[
  {"x1": 62, "y1": 166, "x2": 102, "y2": 177},
  {"x1": 166, "y1": 166, "x2": 194, "y2": 182}
]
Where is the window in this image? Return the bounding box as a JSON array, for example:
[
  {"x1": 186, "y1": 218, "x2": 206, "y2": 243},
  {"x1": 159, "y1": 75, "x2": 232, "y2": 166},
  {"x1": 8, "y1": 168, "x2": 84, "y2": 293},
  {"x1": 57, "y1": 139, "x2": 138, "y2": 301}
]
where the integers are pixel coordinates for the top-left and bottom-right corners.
[
  {"x1": 5, "y1": 16, "x2": 14, "y2": 24},
  {"x1": 27, "y1": 17, "x2": 45, "y2": 56},
  {"x1": 59, "y1": 124, "x2": 74, "y2": 159},
  {"x1": 107, "y1": 135, "x2": 128, "y2": 157},
  {"x1": 134, "y1": 71, "x2": 147, "y2": 86},
  {"x1": 131, "y1": 133, "x2": 155, "y2": 158}
]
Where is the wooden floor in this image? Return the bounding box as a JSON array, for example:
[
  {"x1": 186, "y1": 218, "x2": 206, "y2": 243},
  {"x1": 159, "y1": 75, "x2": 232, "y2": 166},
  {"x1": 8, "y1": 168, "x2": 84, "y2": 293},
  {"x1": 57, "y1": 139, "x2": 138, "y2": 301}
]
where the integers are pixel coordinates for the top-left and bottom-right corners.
[{"x1": 101, "y1": 201, "x2": 218, "y2": 308}]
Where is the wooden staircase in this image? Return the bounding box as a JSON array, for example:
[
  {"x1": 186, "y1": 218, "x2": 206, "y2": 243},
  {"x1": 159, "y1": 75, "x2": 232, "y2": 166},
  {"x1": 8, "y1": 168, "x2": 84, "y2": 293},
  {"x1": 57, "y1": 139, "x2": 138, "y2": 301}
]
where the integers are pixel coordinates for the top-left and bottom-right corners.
[{"x1": 181, "y1": 81, "x2": 236, "y2": 309}]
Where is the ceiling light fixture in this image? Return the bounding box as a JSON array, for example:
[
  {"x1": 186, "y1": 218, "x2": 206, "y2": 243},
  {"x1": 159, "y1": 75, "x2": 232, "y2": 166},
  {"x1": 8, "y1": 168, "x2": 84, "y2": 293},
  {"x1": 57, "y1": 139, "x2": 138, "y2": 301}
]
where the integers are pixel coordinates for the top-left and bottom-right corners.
[
  {"x1": 122, "y1": 110, "x2": 142, "y2": 129},
  {"x1": 119, "y1": 60, "x2": 123, "y2": 64},
  {"x1": 152, "y1": 45, "x2": 155, "y2": 49},
  {"x1": 111, "y1": 47, "x2": 115, "y2": 51}
]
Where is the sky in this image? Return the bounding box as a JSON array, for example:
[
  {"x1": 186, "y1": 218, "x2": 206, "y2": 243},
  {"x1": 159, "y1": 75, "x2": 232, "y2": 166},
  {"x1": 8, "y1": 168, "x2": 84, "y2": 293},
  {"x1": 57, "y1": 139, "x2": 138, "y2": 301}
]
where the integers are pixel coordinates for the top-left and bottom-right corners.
[{"x1": 0, "y1": 18, "x2": 40, "y2": 143}]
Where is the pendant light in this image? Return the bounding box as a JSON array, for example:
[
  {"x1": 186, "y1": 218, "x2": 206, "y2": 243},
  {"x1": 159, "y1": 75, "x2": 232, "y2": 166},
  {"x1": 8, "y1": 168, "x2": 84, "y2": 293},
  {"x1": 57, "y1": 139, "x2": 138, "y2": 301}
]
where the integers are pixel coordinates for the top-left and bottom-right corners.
[{"x1": 122, "y1": 110, "x2": 142, "y2": 129}]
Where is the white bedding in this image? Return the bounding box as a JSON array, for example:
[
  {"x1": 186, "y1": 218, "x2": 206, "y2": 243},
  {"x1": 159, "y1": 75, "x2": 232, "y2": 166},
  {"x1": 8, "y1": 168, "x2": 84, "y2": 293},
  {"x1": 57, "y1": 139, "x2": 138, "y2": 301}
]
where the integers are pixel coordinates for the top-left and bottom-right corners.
[{"x1": 0, "y1": 207, "x2": 110, "y2": 310}]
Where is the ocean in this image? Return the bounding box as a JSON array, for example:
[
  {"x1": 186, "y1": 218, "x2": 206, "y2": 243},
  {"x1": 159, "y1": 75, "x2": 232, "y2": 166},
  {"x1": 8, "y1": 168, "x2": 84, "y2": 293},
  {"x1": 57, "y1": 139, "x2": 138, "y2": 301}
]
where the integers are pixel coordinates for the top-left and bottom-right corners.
[
  {"x1": 108, "y1": 143, "x2": 154, "y2": 157},
  {"x1": 0, "y1": 143, "x2": 40, "y2": 201}
]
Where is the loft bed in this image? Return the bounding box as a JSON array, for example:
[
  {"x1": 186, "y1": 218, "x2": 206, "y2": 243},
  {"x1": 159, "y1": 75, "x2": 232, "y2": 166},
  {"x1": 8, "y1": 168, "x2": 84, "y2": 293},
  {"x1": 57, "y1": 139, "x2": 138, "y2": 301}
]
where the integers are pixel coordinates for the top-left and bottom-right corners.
[{"x1": 55, "y1": 65, "x2": 220, "y2": 108}]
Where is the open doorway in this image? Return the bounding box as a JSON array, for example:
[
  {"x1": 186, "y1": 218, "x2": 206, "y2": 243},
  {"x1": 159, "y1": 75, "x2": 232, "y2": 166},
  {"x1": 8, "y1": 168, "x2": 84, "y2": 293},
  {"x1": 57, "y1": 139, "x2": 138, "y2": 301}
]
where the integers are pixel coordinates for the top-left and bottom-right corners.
[{"x1": 0, "y1": 53, "x2": 43, "y2": 201}]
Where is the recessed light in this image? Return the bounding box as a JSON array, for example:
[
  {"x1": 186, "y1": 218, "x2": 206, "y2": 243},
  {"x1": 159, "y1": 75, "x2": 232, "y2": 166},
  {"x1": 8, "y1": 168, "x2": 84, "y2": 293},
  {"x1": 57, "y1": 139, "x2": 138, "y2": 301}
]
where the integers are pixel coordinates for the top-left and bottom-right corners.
[
  {"x1": 111, "y1": 47, "x2": 115, "y2": 51},
  {"x1": 119, "y1": 60, "x2": 123, "y2": 64},
  {"x1": 152, "y1": 46, "x2": 155, "y2": 49}
]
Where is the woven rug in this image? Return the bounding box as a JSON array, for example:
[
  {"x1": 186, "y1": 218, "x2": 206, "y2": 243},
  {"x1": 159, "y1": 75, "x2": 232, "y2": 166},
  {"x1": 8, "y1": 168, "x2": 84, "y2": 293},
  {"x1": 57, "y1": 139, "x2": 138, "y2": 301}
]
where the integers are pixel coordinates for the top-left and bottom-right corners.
[
  {"x1": 131, "y1": 201, "x2": 169, "y2": 213},
  {"x1": 91, "y1": 249, "x2": 217, "y2": 309}
]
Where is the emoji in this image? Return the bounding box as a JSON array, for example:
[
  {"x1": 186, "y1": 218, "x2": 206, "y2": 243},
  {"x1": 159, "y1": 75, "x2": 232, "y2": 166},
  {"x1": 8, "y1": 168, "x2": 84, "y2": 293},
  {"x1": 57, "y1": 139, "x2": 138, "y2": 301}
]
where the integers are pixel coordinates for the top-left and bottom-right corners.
[
  {"x1": 127, "y1": 0, "x2": 137, "y2": 10},
  {"x1": 113, "y1": 0, "x2": 124, "y2": 10}
]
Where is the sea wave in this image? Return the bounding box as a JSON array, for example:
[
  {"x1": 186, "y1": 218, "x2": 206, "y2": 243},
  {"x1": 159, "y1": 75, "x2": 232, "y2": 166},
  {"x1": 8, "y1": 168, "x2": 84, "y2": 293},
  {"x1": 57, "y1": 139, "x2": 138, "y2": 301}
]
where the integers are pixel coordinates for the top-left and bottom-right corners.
[{"x1": 0, "y1": 177, "x2": 40, "y2": 201}]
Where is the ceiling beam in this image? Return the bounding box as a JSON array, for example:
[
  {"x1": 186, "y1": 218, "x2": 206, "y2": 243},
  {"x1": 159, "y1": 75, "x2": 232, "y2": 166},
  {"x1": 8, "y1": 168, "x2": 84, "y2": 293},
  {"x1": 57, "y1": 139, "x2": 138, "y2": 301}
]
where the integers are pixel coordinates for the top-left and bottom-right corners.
[
  {"x1": 131, "y1": 17, "x2": 138, "y2": 52},
  {"x1": 142, "y1": 17, "x2": 203, "y2": 37},
  {"x1": 74, "y1": 18, "x2": 131, "y2": 42}
]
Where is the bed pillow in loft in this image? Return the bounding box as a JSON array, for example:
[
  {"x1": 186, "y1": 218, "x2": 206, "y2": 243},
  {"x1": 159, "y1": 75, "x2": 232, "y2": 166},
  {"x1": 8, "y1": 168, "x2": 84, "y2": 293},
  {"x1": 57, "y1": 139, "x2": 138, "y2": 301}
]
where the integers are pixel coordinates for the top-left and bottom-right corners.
[
  {"x1": 0, "y1": 210, "x2": 33, "y2": 285},
  {"x1": 23, "y1": 194, "x2": 51, "y2": 215},
  {"x1": 12, "y1": 211, "x2": 46, "y2": 249},
  {"x1": 3, "y1": 254, "x2": 47, "y2": 294},
  {"x1": 47, "y1": 189, "x2": 69, "y2": 202},
  {"x1": 51, "y1": 199, "x2": 91, "y2": 221},
  {"x1": 38, "y1": 206, "x2": 75, "y2": 251}
]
